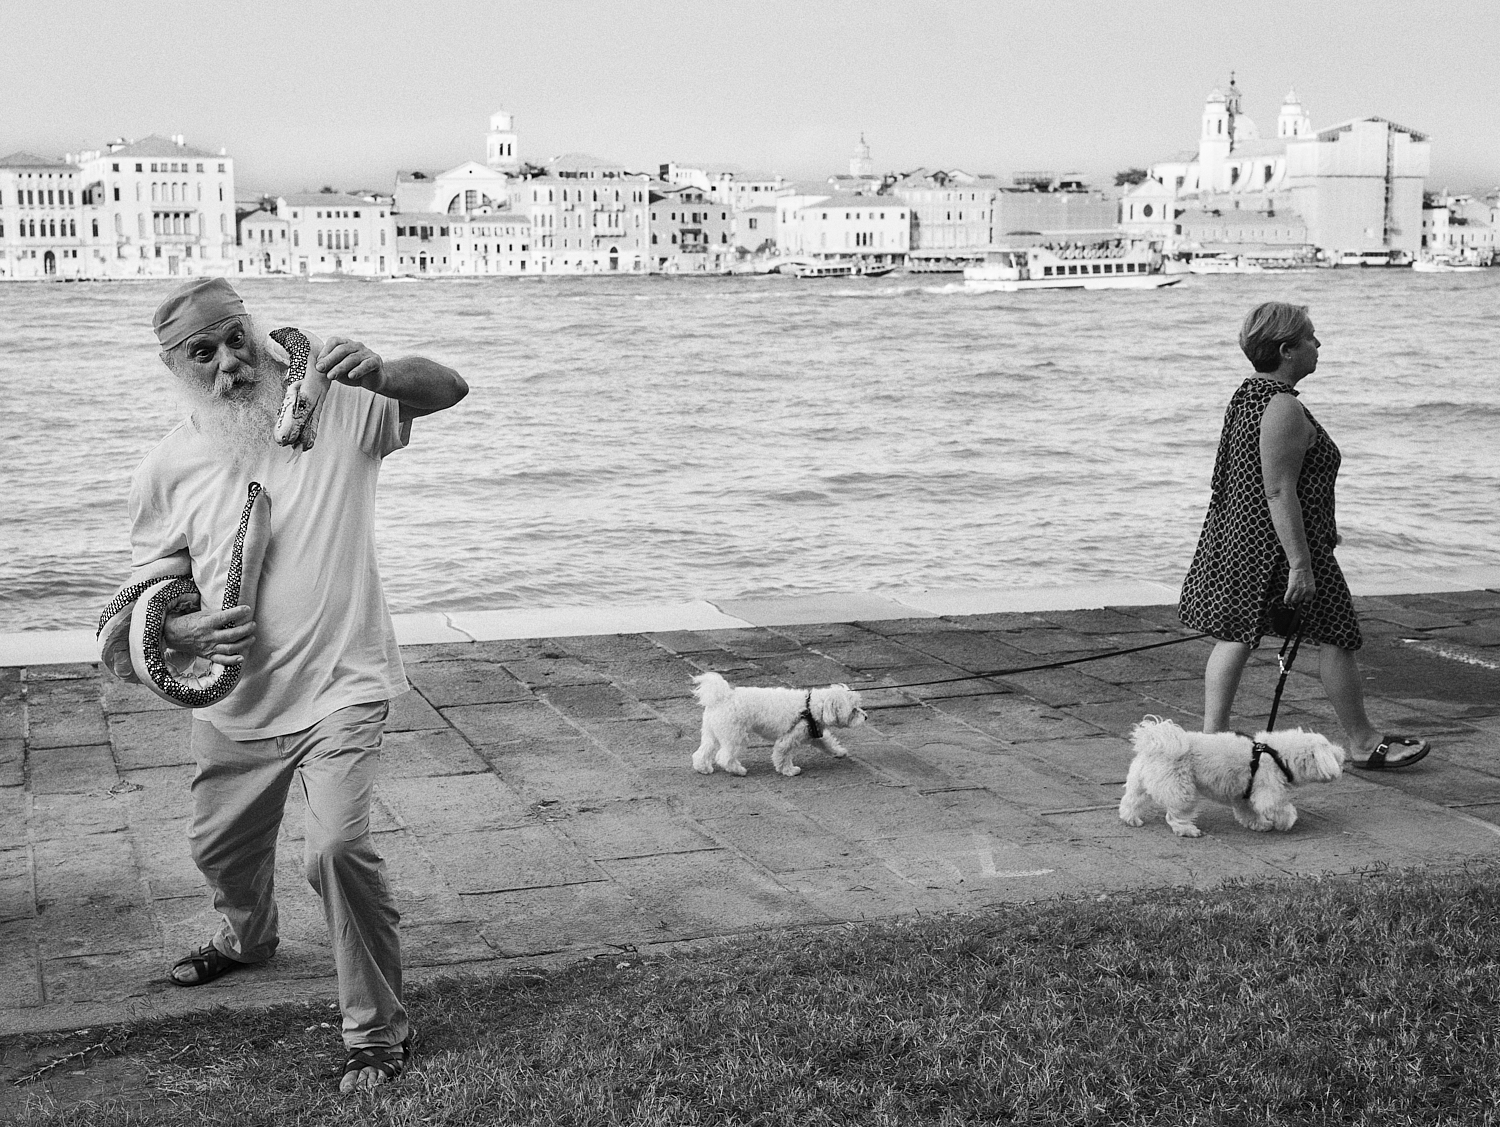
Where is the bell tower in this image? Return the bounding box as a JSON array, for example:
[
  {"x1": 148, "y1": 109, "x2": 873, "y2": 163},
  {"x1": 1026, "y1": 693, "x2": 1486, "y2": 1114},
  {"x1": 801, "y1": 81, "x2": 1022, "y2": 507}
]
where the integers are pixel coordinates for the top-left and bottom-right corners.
[
  {"x1": 1277, "y1": 89, "x2": 1312, "y2": 138},
  {"x1": 486, "y1": 109, "x2": 519, "y2": 174},
  {"x1": 1199, "y1": 86, "x2": 1231, "y2": 189},
  {"x1": 849, "y1": 134, "x2": 873, "y2": 178}
]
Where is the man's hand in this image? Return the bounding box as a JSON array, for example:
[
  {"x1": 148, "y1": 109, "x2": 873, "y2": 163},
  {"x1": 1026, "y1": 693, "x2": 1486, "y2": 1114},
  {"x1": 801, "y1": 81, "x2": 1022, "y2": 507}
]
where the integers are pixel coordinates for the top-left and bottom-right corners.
[
  {"x1": 161, "y1": 605, "x2": 256, "y2": 666},
  {"x1": 317, "y1": 336, "x2": 386, "y2": 393}
]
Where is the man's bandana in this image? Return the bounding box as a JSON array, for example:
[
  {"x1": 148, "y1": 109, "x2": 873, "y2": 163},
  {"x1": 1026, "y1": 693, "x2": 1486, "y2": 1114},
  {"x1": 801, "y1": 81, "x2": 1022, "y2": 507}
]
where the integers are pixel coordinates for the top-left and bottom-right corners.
[{"x1": 152, "y1": 277, "x2": 247, "y2": 350}]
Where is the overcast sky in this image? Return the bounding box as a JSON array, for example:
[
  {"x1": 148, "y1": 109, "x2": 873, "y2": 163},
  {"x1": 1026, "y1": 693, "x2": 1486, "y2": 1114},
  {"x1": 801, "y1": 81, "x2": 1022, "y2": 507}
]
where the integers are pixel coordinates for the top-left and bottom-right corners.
[{"x1": 6, "y1": 0, "x2": 1496, "y2": 194}]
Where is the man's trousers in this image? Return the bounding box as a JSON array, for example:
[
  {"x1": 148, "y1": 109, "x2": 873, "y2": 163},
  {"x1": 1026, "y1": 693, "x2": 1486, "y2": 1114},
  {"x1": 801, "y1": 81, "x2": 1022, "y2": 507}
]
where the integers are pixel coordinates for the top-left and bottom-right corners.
[{"x1": 187, "y1": 700, "x2": 407, "y2": 1050}]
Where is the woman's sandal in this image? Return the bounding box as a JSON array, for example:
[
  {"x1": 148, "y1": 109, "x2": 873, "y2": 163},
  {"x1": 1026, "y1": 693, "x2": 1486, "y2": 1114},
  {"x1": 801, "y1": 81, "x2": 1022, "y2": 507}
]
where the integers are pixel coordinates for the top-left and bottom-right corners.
[
  {"x1": 1350, "y1": 736, "x2": 1430, "y2": 770},
  {"x1": 340, "y1": 1035, "x2": 412, "y2": 1090},
  {"x1": 169, "y1": 943, "x2": 245, "y2": 987}
]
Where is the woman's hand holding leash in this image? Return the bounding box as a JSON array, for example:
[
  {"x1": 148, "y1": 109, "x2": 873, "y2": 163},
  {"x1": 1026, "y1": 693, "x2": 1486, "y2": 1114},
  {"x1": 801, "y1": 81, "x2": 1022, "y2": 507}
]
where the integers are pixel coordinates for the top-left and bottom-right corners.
[{"x1": 1284, "y1": 565, "x2": 1316, "y2": 606}]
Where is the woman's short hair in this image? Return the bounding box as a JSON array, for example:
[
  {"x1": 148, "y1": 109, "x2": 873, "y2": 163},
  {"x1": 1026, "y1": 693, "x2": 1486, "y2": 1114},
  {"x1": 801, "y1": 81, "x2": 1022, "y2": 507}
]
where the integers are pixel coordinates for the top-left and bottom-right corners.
[{"x1": 1239, "y1": 302, "x2": 1313, "y2": 373}]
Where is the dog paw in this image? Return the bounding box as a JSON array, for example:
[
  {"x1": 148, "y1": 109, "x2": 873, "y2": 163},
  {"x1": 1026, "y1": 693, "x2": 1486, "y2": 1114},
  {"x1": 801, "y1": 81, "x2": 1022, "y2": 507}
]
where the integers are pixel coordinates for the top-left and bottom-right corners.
[
  {"x1": 1120, "y1": 814, "x2": 1145, "y2": 827},
  {"x1": 692, "y1": 762, "x2": 713, "y2": 775},
  {"x1": 726, "y1": 762, "x2": 747, "y2": 777},
  {"x1": 1170, "y1": 824, "x2": 1203, "y2": 838},
  {"x1": 780, "y1": 765, "x2": 802, "y2": 777}
]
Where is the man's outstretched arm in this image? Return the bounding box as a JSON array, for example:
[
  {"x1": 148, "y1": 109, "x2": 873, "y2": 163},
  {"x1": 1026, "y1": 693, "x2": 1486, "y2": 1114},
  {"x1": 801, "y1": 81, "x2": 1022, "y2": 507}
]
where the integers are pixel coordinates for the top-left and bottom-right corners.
[{"x1": 316, "y1": 336, "x2": 469, "y2": 421}]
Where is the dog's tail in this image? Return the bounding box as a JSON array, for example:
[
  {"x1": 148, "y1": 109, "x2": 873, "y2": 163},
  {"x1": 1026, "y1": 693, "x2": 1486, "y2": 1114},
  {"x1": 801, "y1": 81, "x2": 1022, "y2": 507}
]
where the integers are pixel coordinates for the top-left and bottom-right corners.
[
  {"x1": 1130, "y1": 714, "x2": 1191, "y2": 760},
  {"x1": 691, "y1": 671, "x2": 734, "y2": 709}
]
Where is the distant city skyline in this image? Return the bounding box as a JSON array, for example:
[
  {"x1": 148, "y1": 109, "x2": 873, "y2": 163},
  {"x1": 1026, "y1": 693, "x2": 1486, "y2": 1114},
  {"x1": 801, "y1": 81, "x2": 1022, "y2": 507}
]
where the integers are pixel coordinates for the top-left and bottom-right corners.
[{"x1": 5, "y1": 0, "x2": 1498, "y2": 194}]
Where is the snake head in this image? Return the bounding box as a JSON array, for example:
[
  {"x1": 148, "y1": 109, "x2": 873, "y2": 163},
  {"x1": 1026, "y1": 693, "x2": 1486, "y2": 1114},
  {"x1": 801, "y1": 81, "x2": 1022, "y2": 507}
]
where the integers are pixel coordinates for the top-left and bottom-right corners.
[{"x1": 268, "y1": 327, "x2": 330, "y2": 451}]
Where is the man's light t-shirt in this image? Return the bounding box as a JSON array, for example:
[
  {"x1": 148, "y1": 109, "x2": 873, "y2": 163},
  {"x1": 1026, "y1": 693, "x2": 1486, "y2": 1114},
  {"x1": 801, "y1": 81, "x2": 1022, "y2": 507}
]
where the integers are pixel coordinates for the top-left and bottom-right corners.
[{"x1": 129, "y1": 380, "x2": 411, "y2": 740}]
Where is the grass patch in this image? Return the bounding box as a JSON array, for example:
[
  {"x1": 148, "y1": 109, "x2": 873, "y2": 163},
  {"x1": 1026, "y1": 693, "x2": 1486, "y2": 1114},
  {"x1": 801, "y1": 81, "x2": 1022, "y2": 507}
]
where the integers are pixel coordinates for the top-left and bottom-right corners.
[{"x1": 5, "y1": 866, "x2": 1499, "y2": 1125}]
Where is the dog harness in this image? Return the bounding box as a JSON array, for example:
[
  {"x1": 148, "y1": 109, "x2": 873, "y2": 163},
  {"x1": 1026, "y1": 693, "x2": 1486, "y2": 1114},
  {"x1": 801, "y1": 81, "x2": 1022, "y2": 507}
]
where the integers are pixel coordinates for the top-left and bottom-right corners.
[
  {"x1": 1242, "y1": 739, "x2": 1296, "y2": 800},
  {"x1": 799, "y1": 691, "x2": 823, "y2": 739}
]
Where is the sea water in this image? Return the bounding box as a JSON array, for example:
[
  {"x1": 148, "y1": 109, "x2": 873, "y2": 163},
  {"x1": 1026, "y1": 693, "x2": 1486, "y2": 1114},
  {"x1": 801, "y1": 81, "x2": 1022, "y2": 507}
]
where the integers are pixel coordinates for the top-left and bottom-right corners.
[{"x1": 2, "y1": 269, "x2": 1496, "y2": 633}]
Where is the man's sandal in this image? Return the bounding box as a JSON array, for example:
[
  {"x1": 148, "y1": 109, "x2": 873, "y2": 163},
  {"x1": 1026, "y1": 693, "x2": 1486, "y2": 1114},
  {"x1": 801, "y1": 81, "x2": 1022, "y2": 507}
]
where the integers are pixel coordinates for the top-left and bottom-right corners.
[
  {"x1": 169, "y1": 943, "x2": 245, "y2": 987},
  {"x1": 340, "y1": 1036, "x2": 412, "y2": 1090},
  {"x1": 1350, "y1": 736, "x2": 1430, "y2": 770}
]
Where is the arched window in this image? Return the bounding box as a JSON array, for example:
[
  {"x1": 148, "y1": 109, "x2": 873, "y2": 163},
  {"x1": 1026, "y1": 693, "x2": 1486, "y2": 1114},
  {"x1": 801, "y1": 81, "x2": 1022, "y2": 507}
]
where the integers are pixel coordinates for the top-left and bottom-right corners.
[{"x1": 151, "y1": 183, "x2": 159, "y2": 201}]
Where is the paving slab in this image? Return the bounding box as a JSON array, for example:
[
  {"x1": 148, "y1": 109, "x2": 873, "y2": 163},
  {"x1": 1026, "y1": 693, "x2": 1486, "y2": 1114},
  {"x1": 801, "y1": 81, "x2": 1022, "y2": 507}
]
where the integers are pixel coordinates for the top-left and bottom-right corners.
[{"x1": 3, "y1": 590, "x2": 1500, "y2": 1035}]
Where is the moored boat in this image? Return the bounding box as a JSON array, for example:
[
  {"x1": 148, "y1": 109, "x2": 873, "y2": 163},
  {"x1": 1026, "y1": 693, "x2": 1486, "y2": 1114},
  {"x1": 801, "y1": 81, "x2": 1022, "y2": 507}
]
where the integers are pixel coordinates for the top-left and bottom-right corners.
[
  {"x1": 1411, "y1": 257, "x2": 1484, "y2": 273},
  {"x1": 963, "y1": 241, "x2": 1179, "y2": 292}
]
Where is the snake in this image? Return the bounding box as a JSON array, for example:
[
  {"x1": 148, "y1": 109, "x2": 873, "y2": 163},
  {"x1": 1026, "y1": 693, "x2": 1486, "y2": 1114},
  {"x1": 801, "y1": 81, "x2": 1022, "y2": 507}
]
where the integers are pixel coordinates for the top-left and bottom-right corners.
[
  {"x1": 98, "y1": 482, "x2": 273, "y2": 707},
  {"x1": 96, "y1": 327, "x2": 326, "y2": 706},
  {"x1": 270, "y1": 326, "x2": 329, "y2": 450}
]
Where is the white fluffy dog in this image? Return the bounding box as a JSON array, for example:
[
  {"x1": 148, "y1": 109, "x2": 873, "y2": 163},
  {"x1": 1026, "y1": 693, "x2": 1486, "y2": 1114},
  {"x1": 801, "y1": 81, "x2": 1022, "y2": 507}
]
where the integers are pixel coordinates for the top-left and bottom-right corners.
[
  {"x1": 1119, "y1": 716, "x2": 1344, "y2": 837},
  {"x1": 691, "y1": 672, "x2": 866, "y2": 777}
]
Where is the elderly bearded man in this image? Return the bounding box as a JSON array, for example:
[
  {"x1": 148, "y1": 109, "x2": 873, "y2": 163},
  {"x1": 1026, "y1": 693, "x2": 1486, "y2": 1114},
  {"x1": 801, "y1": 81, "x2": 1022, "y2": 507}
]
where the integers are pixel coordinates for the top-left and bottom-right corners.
[{"x1": 124, "y1": 277, "x2": 467, "y2": 1092}]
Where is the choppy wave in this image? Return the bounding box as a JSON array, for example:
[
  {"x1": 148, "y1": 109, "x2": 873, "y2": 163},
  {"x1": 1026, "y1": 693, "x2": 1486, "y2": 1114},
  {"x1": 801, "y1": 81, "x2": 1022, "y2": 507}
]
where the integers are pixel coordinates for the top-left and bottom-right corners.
[{"x1": 2, "y1": 269, "x2": 1497, "y2": 632}]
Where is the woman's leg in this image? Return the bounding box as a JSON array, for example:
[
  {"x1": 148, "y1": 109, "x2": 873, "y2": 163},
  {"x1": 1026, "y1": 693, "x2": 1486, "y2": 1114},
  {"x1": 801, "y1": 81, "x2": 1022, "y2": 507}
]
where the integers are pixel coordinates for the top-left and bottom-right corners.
[
  {"x1": 1203, "y1": 640, "x2": 1252, "y2": 733},
  {"x1": 1318, "y1": 644, "x2": 1383, "y2": 754}
]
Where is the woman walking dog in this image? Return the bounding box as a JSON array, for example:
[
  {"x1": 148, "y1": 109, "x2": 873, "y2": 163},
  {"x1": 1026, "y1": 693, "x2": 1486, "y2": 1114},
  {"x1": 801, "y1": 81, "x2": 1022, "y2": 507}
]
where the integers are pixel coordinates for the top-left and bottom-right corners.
[{"x1": 1178, "y1": 301, "x2": 1429, "y2": 770}]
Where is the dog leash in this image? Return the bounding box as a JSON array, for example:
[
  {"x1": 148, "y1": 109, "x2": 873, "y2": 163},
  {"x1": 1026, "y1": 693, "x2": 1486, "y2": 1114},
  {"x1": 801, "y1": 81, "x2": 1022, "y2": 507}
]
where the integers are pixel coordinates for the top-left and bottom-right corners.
[
  {"x1": 1242, "y1": 607, "x2": 1305, "y2": 799},
  {"x1": 860, "y1": 631, "x2": 1210, "y2": 709},
  {"x1": 1263, "y1": 606, "x2": 1304, "y2": 733}
]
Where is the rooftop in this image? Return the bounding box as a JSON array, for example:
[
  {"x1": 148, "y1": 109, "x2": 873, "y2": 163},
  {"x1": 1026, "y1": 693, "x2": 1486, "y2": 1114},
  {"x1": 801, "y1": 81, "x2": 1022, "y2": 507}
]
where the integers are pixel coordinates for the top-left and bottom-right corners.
[
  {"x1": 1317, "y1": 116, "x2": 1429, "y2": 143},
  {"x1": 0, "y1": 151, "x2": 73, "y2": 170},
  {"x1": 279, "y1": 192, "x2": 383, "y2": 208},
  {"x1": 106, "y1": 135, "x2": 222, "y2": 160}
]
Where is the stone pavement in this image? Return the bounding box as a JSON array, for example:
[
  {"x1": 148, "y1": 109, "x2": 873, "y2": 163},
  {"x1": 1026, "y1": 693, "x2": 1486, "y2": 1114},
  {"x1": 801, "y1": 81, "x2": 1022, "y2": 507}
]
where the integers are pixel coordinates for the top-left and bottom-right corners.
[{"x1": 3, "y1": 589, "x2": 1499, "y2": 1036}]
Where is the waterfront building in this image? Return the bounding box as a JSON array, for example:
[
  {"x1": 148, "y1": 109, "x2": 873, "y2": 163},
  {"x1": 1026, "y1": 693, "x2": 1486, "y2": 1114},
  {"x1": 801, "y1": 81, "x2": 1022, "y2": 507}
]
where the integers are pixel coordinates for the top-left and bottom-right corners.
[
  {"x1": 395, "y1": 162, "x2": 512, "y2": 216},
  {"x1": 394, "y1": 108, "x2": 520, "y2": 226},
  {"x1": 647, "y1": 183, "x2": 734, "y2": 272},
  {"x1": 659, "y1": 163, "x2": 789, "y2": 209},
  {"x1": 522, "y1": 154, "x2": 650, "y2": 273},
  {"x1": 1119, "y1": 78, "x2": 1430, "y2": 261},
  {"x1": 776, "y1": 193, "x2": 909, "y2": 262},
  {"x1": 447, "y1": 211, "x2": 533, "y2": 274},
  {"x1": 1175, "y1": 207, "x2": 1310, "y2": 262},
  {"x1": 735, "y1": 205, "x2": 777, "y2": 254},
  {"x1": 393, "y1": 213, "x2": 454, "y2": 275},
  {"x1": 1421, "y1": 192, "x2": 1495, "y2": 264},
  {"x1": 266, "y1": 192, "x2": 396, "y2": 276},
  {"x1": 890, "y1": 169, "x2": 1117, "y2": 269},
  {"x1": 76, "y1": 135, "x2": 237, "y2": 277},
  {"x1": 0, "y1": 152, "x2": 94, "y2": 280},
  {"x1": 890, "y1": 170, "x2": 999, "y2": 263},
  {"x1": 237, "y1": 208, "x2": 293, "y2": 275}
]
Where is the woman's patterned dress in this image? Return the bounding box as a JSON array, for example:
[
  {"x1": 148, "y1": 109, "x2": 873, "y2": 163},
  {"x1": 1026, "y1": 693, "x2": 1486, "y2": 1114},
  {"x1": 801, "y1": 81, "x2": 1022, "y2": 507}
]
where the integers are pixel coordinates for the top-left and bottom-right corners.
[{"x1": 1179, "y1": 375, "x2": 1362, "y2": 649}]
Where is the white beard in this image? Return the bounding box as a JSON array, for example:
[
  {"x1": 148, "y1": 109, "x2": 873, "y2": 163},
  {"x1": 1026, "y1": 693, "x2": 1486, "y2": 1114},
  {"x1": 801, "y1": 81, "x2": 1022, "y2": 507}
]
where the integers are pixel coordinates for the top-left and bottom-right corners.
[{"x1": 172, "y1": 338, "x2": 286, "y2": 470}]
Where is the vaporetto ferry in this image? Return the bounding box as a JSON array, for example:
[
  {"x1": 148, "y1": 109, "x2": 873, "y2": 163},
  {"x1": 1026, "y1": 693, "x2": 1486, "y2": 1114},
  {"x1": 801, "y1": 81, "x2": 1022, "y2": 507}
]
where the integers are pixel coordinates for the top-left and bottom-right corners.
[{"x1": 963, "y1": 240, "x2": 1180, "y2": 292}]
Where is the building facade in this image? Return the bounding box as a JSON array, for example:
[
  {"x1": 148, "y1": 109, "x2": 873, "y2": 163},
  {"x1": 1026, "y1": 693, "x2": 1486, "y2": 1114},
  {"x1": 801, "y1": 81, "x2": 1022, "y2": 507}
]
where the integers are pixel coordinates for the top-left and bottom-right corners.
[
  {"x1": 1120, "y1": 79, "x2": 1430, "y2": 261},
  {"x1": 660, "y1": 163, "x2": 788, "y2": 209},
  {"x1": 648, "y1": 184, "x2": 734, "y2": 272},
  {"x1": 735, "y1": 205, "x2": 777, "y2": 253},
  {"x1": 447, "y1": 212, "x2": 533, "y2": 274},
  {"x1": 78, "y1": 135, "x2": 237, "y2": 277},
  {"x1": 267, "y1": 193, "x2": 396, "y2": 276},
  {"x1": 1421, "y1": 193, "x2": 1495, "y2": 264},
  {"x1": 238, "y1": 210, "x2": 293, "y2": 275},
  {"x1": 522, "y1": 155, "x2": 650, "y2": 273},
  {"x1": 0, "y1": 152, "x2": 93, "y2": 279},
  {"x1": 4, "y1": 134, "x2": 236, "y2": 279},
  {"x1": 776, "y1": 193, "x2": 909, "y2": 262}
]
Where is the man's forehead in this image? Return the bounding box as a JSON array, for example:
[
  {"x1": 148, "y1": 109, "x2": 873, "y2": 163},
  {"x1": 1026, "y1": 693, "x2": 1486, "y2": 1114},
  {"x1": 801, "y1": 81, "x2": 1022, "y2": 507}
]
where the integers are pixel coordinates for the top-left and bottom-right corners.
[{"x1": 182, "y1": 316, "x2": 250, "y2": 350}]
